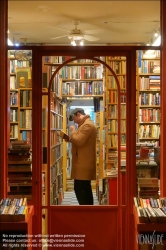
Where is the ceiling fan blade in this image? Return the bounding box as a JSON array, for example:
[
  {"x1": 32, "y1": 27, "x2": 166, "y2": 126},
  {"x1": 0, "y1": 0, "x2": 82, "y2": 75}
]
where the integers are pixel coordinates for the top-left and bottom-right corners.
[
  {"x1": 52, "y1": 26, "x2": 70, "y2": 32},
  {"x1": 51, "y1": 35, "x2": 68, "y2": 40},
  {"x1": 84, "y1": 34, "x2": 99, "y2": 41}
]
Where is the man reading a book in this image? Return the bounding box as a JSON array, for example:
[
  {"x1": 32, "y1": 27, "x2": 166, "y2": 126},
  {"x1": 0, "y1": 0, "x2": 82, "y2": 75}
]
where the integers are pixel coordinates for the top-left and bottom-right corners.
[{"x1": 67, "y1": 108, "x2": 97, "y2": 205}]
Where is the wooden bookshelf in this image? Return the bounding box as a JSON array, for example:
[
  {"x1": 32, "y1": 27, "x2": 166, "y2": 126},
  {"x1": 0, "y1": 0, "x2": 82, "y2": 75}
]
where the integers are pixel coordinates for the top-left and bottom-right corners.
[
  {"x1": 43, "y1": 57, "x2": 68, "y2": 205},
  {"x1": 50, "y1": 92, "x2": 64, "y2": 205},
  {"x1": 105, "y1": 56, "x2": 126, "y2": 175},
  {"x1": 95, "y1": 56, "x2": 127, "y2": 205},
  {"x1": 95, "y1": 110, "x2": 108, "y2": 202},
  {"x1": 8, "y1": 52, "x2": 33, "y2": 205},
  {"x1": 137, "y1": 50, "x2": 161, "y2": 144},
  {"x1": 9, "y1": 53, "x2": 32, "y2": 144}
]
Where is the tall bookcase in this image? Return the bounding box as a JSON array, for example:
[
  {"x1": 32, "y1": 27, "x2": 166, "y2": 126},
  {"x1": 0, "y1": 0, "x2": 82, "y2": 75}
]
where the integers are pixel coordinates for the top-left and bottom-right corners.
[
  {"x1": 135, "y1": 50, "x2": 161, "y2": 201},
  {"x1": 137, "y1": 50, "x2": 160, "y2": 144},
  {"x1": 9, "y1": 52, "x2": 32, "y2": 143},
  {"x1": 42, "y1": 57, "x2": 68, "y2": 206},
  {"x1": 95, "y1": 110, "x2": 106, "y2": 201},
  {"x1": 8, "y1": 51, "x2": 33, "y2": 202},
  {"x1": 50, "y1": 94, "x2": 65, "y2": 205},
  {"x1": 97, "y1": 56, "x2": 127, "y2": 205}
]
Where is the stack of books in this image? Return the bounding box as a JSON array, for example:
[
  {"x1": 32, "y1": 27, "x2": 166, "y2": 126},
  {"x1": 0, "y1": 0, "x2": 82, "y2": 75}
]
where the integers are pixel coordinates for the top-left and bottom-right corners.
[
  {"x1": 134, "y1": 196, "x2": 166, "y2": 223},
  {"x1": 137, "y1": 178, "x2": 159, "y2": 198},
  {"x1": 8, "y1": 141, "x2": 32, "y2": 198},
  {"x1": 105, "y1": 168, "x2": 118, "y2": 177},
  {"x1": 9, "y1": 140, "x2": 31, "y2": 161}
]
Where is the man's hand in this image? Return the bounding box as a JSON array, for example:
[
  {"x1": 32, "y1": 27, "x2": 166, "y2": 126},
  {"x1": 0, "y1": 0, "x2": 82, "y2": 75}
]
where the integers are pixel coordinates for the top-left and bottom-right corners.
[{"x1": 70, "y1": 125, "x2": 76, "y2": 132}]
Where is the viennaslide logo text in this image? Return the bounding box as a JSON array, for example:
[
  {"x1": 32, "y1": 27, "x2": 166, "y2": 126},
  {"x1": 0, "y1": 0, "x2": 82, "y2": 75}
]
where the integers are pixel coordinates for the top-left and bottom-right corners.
[{"x1": 136, "y1": 231, "x2": 164, "y2": 249}]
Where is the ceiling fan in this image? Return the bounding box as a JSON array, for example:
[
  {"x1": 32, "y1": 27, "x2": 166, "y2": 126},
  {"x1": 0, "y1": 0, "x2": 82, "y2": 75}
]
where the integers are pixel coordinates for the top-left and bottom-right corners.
[
  {"x1": 14, "y1": 50, "x2": 32, "y2": 61},
  {"x1": 51, "y1": 20, "x2": 99, "y2": 45}
]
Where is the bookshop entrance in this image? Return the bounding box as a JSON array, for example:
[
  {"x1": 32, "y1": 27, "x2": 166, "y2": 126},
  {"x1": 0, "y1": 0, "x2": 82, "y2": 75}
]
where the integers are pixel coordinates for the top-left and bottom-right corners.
[
  {"x1": 38, "y1": 47, "x2": 136, "y2": 250},
  {"x1": 6, "y1": 46, "x2": 162, "y2": 250},
  {"x1": 7, "y1": 46, "x2": 137, "y2": 250}
]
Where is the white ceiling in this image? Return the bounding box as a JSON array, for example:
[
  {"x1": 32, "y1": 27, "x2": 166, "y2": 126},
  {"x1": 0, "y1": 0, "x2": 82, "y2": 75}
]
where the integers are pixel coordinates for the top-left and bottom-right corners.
[{"x1": 8, "y1": 1, "x2": 160, "y2": 46}]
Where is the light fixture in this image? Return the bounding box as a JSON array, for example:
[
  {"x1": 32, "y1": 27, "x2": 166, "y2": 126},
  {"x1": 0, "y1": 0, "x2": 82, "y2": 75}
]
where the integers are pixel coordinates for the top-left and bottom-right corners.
[
  {"x1": 69, "y1": 36, "x2": 84, "y2": 46},
  {"x1": 68, "y1": 34, "x2": 84, "y2": 46},
  {"x1": 154, "y1": 31, "x2": 159, "y2": 37},
  {"x1": 71, "y1": 39, "x2": 76, "y2": 46},
  {"x1": 7, "y1": 30, "x2": 13, "y2": 45},
  {"x1": 8, "y1": 38, "x2": 13, "y2": 45},
  {"x1": 152, "y1": 35, "x2": 161, "y2": 46},
  {"x1": 68, "y1": 20, "x2": 85, "y2": 46},
  {"x1": 146, "y1": 41, "x2": 151, "y2": 46},
  {"x1": 80, "y1": 39, "x2": 84, "y2": 46}
]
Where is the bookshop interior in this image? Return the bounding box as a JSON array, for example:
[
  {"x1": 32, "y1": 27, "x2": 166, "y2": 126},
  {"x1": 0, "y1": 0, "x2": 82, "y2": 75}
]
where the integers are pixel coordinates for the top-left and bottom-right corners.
[{"x1": 1, "y1": 1, "x2": 166, "y2": 250}]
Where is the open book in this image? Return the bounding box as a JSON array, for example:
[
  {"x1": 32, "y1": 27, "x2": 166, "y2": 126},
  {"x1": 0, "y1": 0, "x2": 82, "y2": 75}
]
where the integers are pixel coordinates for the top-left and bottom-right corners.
[{"x1": 59, "y1": 130, "x2": 70, "y2": 140}]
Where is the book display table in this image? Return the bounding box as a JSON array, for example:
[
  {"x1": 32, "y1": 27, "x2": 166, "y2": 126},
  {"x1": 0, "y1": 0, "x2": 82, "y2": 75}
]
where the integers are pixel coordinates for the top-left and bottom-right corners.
[
  {"x1": 133, "y1": 205, "x2": 166, "y2": 250},
  {"x1": 0, "y1": 206, "x2": 34, "y2": 250}
]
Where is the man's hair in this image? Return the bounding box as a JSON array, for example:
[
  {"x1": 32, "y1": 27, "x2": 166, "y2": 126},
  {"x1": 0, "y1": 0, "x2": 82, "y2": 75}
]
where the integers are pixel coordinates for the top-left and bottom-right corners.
[{"x1": 76, "y1": 110, "x2": 85, "y2": 115}]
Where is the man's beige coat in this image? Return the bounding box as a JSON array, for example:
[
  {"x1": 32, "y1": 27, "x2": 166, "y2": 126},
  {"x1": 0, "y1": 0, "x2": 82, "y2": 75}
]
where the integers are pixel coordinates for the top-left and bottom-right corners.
[{"x1": 70, "y1": 118, "x2": 97, "y2": 180}]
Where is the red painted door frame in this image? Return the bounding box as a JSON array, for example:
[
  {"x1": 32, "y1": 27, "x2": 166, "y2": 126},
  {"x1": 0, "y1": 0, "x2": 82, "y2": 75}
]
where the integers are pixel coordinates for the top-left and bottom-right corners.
[
  {"x1": 0, "y1": 1, "x2": 165, "y2": 248},
  {"x1": 4, "y1": 45, "x2": 161, "y2": 250}
]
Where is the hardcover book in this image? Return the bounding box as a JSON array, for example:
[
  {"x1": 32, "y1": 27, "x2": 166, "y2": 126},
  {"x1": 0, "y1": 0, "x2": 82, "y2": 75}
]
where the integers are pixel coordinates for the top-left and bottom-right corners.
[{"x1": 59, "y1": 131, "x2": 70, "y2": 140}]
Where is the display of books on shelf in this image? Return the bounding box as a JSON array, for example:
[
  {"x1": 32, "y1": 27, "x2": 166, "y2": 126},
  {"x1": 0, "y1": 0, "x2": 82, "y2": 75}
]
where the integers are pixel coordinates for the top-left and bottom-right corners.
[
  {"x1": 0, "y1": 197, "x2": 28, "y2": 221},
  {"x1": 10, "y1": 91, "x2": 18, "y2": 106},
  {"x1": 62, "y1": 80, "x2": 103, "y2": 96},
  {"x1": 9, "y1": 55, "x2": 33, "y2": 145},
  {"x1": 133, "y1": 196, "x2": 166, "y2": 223},
  {"x1": 137, "y1": 50, "x2": 161, "y2": 146}
]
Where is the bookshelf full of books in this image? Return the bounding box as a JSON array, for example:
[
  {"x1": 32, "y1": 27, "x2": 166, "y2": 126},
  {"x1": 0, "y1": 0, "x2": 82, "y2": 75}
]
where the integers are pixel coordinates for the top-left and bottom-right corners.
[
  {"x1": 99, "y1": 56, "x2": 127, "y2": 205},
  {"x1": 60, "y1": 59, "x2": 104, "y2": 98},
  {"x1": 45, "y1": 57, "x2": 105, "y2": 113},
  {"x1": 49, "y1": 92, "x2": 65, "y2": 205},
  {"x1": 105, "y1": 56, "x2": 126, "y2": 173},
  {"x1": 95, "y1": 110, "x2": 107, "y2": 203},
  {"x1": 9, "y1": 51, "x2": 32, "y2": 144},
  {"x1": 137, "y1": 50, "x2": 160, "y2": 143},
  {"x1": 44, "y1": 57, "x2": 104, "y2": 96},
  {"x1": 136, "y1": 50, "x2": 161, "y2": 204},
  {"x1": 10, "y1": 89, "x2": 18, "y2": 139},
  {"x1": 8, "y1": 50, "x2": 33, "y2": 206},
  {"x1": 43, "y1": 56, "x2": 69, "y2": 205}
]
